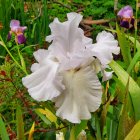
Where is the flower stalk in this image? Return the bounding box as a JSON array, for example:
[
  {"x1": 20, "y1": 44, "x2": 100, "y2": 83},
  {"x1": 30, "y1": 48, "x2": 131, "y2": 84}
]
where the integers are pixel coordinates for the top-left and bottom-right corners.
[
  {"x1": 134, "y1": 0, "x2": 138, "y2": 55},
  {"x1": 0, "y1": 35, "x2": 28, "y2": 75}
]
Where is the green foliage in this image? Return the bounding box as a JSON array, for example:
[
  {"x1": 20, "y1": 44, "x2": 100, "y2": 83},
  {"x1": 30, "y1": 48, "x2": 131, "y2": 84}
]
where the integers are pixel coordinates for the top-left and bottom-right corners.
[
  {"x1": 16, "y1": 105, "x2": 25, "y2": 140},
  {"x1": 116, "y1": 24, "x2": 132, "y2": 67},
  {"x1": 74, "y1": 120, "x2": 87, "y2": 138},
  {"x1": 0, "y1": 116, "x2": 9, "y2": 140},
  {"x1": 35, "y1": 109, "x2": 51, "y2": 125},
  {"x1": 125, "y1": 121, "x2": 140, "y2": 140},
  {"x1": 110, "y1": 60, "x2": 140, "y2": 121}
]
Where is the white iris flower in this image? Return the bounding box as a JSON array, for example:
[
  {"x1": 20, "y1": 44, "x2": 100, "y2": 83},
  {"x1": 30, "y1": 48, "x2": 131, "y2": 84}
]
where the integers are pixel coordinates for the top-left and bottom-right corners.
[{"x1": 22, "y1": 12, "x2": 120, "y2": 123}]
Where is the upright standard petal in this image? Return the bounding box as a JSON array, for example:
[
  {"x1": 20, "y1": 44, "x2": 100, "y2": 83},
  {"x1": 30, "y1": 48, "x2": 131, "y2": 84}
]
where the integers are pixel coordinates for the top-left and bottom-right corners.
[
  {"x1": 54, "y1": 66, "x2": 102, "y2": 123},
  {"x1": 10, "y1": 20, "x2": 20, "y2": 28},
  {"x1": 88, "y1": 31, "x2": 120, "y2": 66},
  {"x1": 22, "y1": 50, "x2": 63, "y2": 101},
  {"x1": 46, "y1": 12, "x2": 92, "y2": 63},
  {"x1": 117, "y1": 6, "x2": 133, "y2": 18},
  {"x1": 10, "y1": 20, "x2": 27, "y2": 33},
  {"x1": 10, "y1": 20, "x2": 20, "y2": 32}
]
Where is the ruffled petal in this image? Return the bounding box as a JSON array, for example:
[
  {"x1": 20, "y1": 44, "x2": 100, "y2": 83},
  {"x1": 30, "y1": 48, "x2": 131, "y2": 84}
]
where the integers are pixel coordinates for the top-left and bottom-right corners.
[
  {"x1": 33, "y1": 49, "x2": 50, "y2": 64},
  {"x1": 22, "y1": 59, "x2": 62, "y2": 101},
  {"x1": 59, "y1": 49, "x2": 94, "y2": 71},
  {"x1": 46, "y1": 12, "x2": 93, "y2": 62},
  {"x1": 89, "y1": 31, "x2": 120, "y2": 65},
  {"x1": 33, "y1": 49, "x2": 48, "y2": 62},
  {"x1": 30, "y1": 49, "x2": 52, "y2": 72},
  {"x1": 54, "y1": 66, "x2": 102, "y2": 123},
  {"x1": 30, "y1": 63, "x2": 40, "y2": 72}
]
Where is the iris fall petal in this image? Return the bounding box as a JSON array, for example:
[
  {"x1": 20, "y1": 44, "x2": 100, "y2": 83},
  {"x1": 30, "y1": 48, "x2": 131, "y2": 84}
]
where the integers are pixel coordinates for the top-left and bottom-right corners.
[
  {"x1": 22, "y1": 50, "x2": 62, "y2": 101},
  {"x1": 54, "y1": 66, "x2": 102, "y2": 123}
]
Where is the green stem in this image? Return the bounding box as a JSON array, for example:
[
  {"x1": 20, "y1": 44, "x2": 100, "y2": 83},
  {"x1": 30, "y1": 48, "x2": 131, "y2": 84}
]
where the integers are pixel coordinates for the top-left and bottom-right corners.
[
  {"x1": 16, "y1": 42, "x2": 28, "y2": 75},
  {"x1": 95, "y1": 114, "x2": 102, "y2": 140},
  {"x1": 134, "y1": 0, "x2": 138, "y2": 55},
  {"x1": 0, "y1": 36, "x2": 28, "y2": 75}
]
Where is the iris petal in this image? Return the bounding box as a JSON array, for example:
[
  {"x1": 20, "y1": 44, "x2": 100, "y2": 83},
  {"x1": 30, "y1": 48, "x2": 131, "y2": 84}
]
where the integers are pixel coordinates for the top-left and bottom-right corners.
[
  {"x1": 17, "y1": 34, "x2": 26, "y2": 44},
  {"x1": 117, "y1": 5, "x2": 133, "y2": 18},
  {"x1": 88, "y1": 31, "x2": 120, "y2": 65},
  {"x1": 22, "y1": 49, "x2": 63, "y2": 101},
  {"x1": 46, "y1": 13, "x2": 92, "y2": 64},
  {"x1": 54, "y1": 66, "x2": 102, "y2": 123}
]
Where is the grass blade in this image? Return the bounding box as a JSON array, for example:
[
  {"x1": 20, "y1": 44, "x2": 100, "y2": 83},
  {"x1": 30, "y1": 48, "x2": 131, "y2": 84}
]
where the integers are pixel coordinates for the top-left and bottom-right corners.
[
  {"x1": 28, "y1": 122, "x2": 35, "y2": 140},
  {"x1": 110, "y1": 60, "x2": 140, "y2": 121},
  {"x1": 125, "y1": 121, "x2": 140, "y2": 140},
  {"x1": 116, "y1": 24, "x2": 132, "y2": 67},
  {"x1": 16, "y1": 105, "x2": 25, "y2": 140},
  {"x1": 0, "y1": 116, "x2": 9, "y2": 140}
]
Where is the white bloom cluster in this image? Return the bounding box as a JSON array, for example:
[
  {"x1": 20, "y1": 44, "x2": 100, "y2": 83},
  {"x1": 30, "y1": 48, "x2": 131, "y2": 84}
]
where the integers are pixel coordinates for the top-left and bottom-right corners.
[{"x1": 22, "y1": 12, "x2": 120, "y2": 123}]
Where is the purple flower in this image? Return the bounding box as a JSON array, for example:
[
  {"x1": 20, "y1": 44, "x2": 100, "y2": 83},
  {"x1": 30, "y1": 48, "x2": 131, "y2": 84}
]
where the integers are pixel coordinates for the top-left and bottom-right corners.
[
  {"x1": 7, "y1": 32, "x2": 11, "y2": 41},
  {"x1": 7, "y1": 20, "x2": 27, "y2": 44},
  {"x1": 117, "y1": 6, "x2": 134, "y2": 29},
  {"x1": 120, "y1": 21, "x2": 129, "y2": 28},
  {"x1": 10, "y1": 20, "x2": 27, "y2": 33},
  {"x1": 118, "y1": 6, "x2": 133, "y2": 18},
  {"x1": 16, "y1": 34, "x2": 26, "y2": 44}
]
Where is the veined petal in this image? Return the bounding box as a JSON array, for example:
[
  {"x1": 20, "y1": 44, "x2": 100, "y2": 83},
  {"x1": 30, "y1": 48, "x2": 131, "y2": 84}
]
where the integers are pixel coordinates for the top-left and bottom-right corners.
[
  {"x1": 33, "y1": 49, "x2": 58, "y2": 66},
  {"x1": 46, "y1": 12, "x2": 93, "y2": 62},
  {"x1": 59, "y1": 49, "x2": 94, "y2": 71},
  {"x1": 54, "y1": 66, "x2": 102, "y2": 123},
  {"x1": 30, "y1": 49, "x2": 50, "y2": 72},
  {"x1": 22, "y1": 59, "x2": 62, "y2": 101},
  {"x1": 89, "y1": 31, "x2": 120, "y2": 65},
  {"x1": 33, "y1": 49, "x2": 50, "y2": 64}
]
